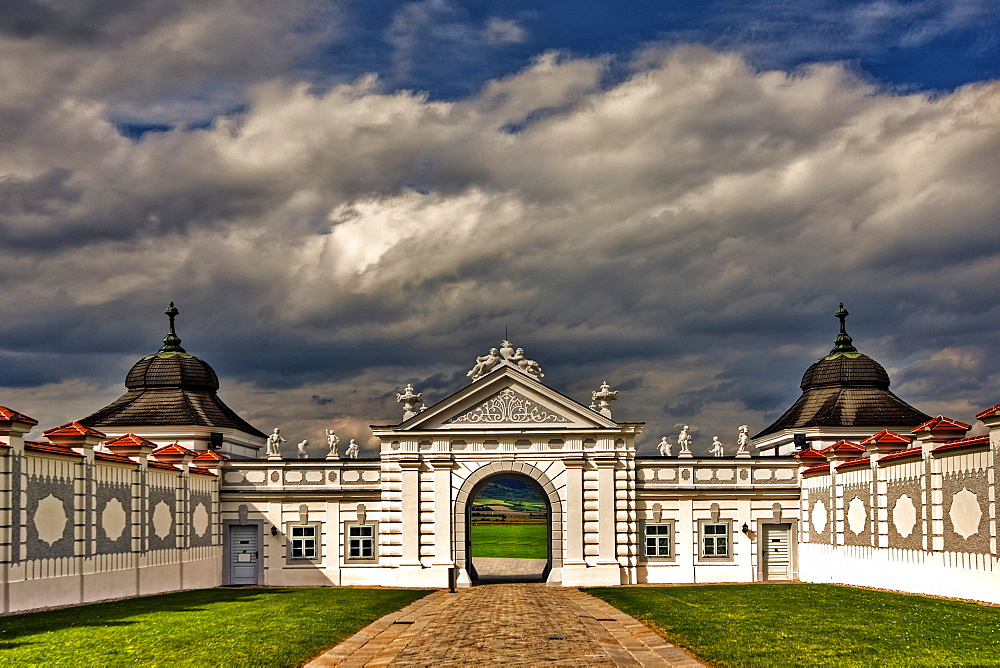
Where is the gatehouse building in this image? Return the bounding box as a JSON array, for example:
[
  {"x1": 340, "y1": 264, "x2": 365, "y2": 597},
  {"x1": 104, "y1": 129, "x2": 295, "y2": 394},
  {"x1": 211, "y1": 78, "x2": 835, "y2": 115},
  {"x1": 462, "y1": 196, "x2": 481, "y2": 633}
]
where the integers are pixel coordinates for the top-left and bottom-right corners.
[{"x1": 1, "y1": 305, "x2": 997, "y2": 613}]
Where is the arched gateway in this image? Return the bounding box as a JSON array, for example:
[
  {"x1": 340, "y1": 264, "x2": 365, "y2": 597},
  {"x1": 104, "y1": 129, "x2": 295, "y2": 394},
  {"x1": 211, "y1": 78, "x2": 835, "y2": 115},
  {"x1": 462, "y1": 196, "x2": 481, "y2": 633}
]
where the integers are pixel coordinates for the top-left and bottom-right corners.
[
  {"x1": 371, "y1": 349, "x2": 642, "y2": 587},
  {"x1": 455, "y1": 463, "x2": 562, "y2": 583}
]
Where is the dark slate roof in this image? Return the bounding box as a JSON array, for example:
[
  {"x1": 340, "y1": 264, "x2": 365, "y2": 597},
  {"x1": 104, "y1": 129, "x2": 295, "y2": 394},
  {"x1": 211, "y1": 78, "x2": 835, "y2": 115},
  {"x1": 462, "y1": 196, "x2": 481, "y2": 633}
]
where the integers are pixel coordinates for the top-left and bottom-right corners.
[
  {"x1": 755, "y1": 305, "x2": 930, "y2": 439},
  {"x1": 82, "y1": 377, "x2": 265, "y2": 438},
  {"x1": 126, "y1": 352, "x2": 219, "y2": 391},
  {"x1": 80, "y1": 304, "x2": 265, "y2": 439}
]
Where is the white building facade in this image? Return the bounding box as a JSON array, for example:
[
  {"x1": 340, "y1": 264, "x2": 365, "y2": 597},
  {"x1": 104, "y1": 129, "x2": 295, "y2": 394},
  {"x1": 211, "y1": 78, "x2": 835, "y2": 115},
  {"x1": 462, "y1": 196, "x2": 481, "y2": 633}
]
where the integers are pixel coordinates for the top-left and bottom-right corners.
[{"x1": 1, "y1": 306, "x2": 997, "y2": 613}]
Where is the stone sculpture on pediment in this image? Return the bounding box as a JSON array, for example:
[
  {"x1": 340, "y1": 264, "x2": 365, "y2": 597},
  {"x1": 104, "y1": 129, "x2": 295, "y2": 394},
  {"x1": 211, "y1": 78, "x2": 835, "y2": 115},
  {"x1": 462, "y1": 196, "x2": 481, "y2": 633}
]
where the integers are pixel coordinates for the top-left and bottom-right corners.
[
  {"x1": 395, "y1": 383, "x2": 423, "y2": 419},
  {"x1": 592, "y1": 380, "x2": 619, "y2": 418},
  {"x1": 657, "y1": 436, "x2": 672, "y2": 457},
  {"x1": 509, "y1": 348, "x2": 544, "y2": 378},
  {"x1": 467, "y1": 348, "x2": 503, "y2": 380},
  {"x1": 296, "y1": 439, "x2": 309, "y2": 459},
  {"x1": 710, "y1": 436, "x2": 725, "y2": 457}
]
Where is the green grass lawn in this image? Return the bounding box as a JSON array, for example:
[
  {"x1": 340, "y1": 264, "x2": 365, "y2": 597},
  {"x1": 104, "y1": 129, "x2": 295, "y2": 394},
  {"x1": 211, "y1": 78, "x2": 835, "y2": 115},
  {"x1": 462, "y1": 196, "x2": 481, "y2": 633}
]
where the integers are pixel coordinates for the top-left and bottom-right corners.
[
  {"x1": 0, "y1": 587, "x2": 430, "y2": 667},
  {"x1": 587, "y1": 583, "x2": 1000, "y2": 666},
  {"x1": 470, "y1": 523, "x2": 548, "y2": 559}
]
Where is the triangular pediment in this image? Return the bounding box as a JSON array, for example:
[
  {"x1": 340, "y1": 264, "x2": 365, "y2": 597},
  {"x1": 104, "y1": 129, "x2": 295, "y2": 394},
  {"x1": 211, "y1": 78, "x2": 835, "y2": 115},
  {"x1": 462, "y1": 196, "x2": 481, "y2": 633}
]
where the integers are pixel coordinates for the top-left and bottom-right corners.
[{"x1": 393, "y1": 366, "x2": 619, "y2": 431}]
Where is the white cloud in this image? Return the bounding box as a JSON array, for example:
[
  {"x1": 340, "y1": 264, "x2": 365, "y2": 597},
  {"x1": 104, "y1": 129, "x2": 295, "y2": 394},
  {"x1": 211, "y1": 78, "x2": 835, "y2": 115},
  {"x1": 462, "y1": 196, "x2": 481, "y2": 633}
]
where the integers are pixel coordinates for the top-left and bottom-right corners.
[{"x1": 2, "y1": 43, "x2": 999, "y2": 452}]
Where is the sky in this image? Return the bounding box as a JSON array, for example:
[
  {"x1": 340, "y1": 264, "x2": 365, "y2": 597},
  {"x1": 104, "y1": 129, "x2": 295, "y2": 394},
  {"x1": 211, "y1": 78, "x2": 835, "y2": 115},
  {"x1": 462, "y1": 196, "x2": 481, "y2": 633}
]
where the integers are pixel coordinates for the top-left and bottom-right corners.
[{"x1": 1, "y1": 0, "x2": 999, "y2": 456}]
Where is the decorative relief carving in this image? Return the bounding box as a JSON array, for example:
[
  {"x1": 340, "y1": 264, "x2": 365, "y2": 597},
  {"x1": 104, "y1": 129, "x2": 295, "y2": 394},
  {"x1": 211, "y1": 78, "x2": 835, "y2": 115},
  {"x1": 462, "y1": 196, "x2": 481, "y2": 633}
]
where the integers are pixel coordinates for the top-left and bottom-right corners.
[
  {"x1": 812, "y1": 498, "x2": 828, "y2": 534},
  {"x1": 191, "y1": 503, "x2": 209, "y2": 538},
  {"x1": 950, "y1": 488, "x2": 982, "y2": 539},
  {"x1": 892, "y1": 494, "x2": 917, "y2": 538},
  {"x1": 35, "y1": 494, "x2": 68, "y2": 546},
  {"x1": 445, "y1": 387, "x2": 571, "y2": 424},
  {"x1": 847, "y1": 497, "x2": 867, "y2": 535},
  {"x1": 101, "y1": 498, "x2": 127, "y2": 542}
]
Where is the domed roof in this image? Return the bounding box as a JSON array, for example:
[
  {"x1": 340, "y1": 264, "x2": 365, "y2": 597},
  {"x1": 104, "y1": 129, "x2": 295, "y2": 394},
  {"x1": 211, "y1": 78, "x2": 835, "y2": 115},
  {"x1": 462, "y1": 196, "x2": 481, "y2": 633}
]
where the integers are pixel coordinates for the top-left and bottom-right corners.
[
  {"x1": 126, "y1": 353, "x2": 220, "y2": 392},
  {"x1": 81, "y1": 303, "x2": 265, "y2": 438},
  {"x1": 800, "y1": 353, "x2": 890, "y2": 390},
  {"x1": 798, "y1": 303, "x2": 890, "y2": 390},
  {"x1": 754, "y1": 304, "x2": 930, "y2": 438}
]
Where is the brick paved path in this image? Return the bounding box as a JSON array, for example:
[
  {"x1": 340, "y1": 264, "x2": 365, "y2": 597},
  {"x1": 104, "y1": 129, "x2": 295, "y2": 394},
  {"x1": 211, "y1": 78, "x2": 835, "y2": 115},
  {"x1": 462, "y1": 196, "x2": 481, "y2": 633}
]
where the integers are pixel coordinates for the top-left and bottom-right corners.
[{"x1": 306, "y1": 583, "x2": 703, "y2": 667}]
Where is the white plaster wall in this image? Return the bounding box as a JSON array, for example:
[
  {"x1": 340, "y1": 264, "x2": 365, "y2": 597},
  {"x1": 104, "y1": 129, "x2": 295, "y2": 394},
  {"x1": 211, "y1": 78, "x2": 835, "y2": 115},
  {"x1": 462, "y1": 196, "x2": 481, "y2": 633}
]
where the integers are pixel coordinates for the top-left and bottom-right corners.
[{"x1": 800, "y1": 543, "x2": 1000, "y2": 604}]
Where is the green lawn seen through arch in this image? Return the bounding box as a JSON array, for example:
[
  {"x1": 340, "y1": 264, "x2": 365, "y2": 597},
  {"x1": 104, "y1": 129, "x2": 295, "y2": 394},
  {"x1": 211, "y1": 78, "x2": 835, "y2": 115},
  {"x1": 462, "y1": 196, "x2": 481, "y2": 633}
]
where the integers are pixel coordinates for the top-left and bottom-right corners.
[{"x1": 470, "y1": 523, "x2": 548, "y2": 559}]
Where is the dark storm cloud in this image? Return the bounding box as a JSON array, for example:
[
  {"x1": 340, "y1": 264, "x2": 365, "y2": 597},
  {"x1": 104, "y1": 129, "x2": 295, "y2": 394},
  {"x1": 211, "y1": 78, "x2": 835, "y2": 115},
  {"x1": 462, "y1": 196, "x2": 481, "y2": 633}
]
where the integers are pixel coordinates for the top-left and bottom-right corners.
[{"x1": 0, "y1": 8, "x2": 998, "y2": 453}]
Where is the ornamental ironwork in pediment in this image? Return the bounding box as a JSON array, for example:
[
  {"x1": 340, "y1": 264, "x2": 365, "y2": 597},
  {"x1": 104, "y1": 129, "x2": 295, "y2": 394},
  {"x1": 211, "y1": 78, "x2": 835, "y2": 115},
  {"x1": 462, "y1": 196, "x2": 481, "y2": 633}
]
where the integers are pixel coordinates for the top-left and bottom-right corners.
[{"x1": 444, "y1": 387, "x2": 571, "y2": 425}]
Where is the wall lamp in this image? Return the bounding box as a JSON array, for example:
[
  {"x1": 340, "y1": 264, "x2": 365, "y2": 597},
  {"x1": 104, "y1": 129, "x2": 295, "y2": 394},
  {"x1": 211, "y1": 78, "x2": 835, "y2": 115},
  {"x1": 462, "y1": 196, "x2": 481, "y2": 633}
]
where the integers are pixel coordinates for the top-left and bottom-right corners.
[
  {"x1": 271, "y1": 526, "x2": 278, "y2": 536},
  {"x1": 741, "y1": 523, "x2": 755, "y2": 539}
]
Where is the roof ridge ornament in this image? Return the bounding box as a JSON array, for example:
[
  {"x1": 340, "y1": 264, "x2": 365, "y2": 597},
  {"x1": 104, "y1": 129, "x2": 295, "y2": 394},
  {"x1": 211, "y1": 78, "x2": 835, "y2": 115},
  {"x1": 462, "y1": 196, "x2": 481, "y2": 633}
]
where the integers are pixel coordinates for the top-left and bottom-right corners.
[
  {"x1": 158, "y1": 302, "x2": 186, "y2": 353},
  {"x1": 467, "y1": 340, "x2": 544, "y2": 381},
  {"x1": 830, "y1": 302, "x2": 858, "y2": 355},
  {"x1": 591, "y1": 380, "x2": 618, "y2": 418}
]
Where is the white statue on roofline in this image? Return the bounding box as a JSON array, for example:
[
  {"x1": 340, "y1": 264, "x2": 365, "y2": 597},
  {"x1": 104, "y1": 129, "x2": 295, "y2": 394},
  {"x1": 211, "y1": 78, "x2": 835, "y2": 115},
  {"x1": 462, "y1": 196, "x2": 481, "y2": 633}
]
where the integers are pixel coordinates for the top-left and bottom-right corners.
[
  {"x1": 344, "y1": 438, "x2": 360, "y2": 459},
  {"x1": 266, "y1": 427, "x2": 285, "y2": 459}
]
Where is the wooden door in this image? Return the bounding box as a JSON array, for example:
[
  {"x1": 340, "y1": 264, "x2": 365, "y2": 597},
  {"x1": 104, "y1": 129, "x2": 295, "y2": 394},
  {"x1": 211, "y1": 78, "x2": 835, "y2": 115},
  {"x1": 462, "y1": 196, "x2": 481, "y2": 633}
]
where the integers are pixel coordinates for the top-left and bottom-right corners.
[
  {"x1": 229, "y1": 525, "x2": 259, "y2": 585},
  {"x1": 762, "y1": 523, "x2": 791, "y2": 580}
]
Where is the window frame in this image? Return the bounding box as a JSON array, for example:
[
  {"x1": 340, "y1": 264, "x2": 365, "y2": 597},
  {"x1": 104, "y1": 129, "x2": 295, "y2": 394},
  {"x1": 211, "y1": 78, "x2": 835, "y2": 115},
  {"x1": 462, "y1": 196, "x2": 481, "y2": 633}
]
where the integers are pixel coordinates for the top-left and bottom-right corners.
[
  {"x1": 344, "y1": 522, "x2": 378, "y2": 564},
  {"x1": 698, "y1": 520, "x2": 734, "y2": 562},
  {"x1": 640, "y1": 521, "x2": 676, "y2": 562},
  {"x1": 284, "y1": 523, "x2": 322, "y2": 564}
]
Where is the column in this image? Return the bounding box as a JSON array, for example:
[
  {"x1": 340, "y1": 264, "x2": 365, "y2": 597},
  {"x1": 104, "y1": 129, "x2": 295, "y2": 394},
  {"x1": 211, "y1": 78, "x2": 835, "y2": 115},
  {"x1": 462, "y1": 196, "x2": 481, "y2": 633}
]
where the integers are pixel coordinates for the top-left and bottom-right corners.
[
  {"x1": 563, "y1": 459, "x2": 586, "y2": 566},
  {"x1": 398, "y1": 460, "x2": 422, "y2": 567}
]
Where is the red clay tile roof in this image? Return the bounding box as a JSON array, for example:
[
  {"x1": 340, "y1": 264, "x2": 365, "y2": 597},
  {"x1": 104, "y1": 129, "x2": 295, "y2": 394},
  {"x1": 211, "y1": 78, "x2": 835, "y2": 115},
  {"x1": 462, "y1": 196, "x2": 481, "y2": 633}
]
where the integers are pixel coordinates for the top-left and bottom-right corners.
[
  {"x1": 975, "y1": 403, "x2": 1000, "y2": 419},
  {"x1": 0, "y1": 406, "x2": 38, "y2": 425},
  {"x1": 932, "y1": 435, "x2": 990, "y2": 454},
  {"x1": 95, "y1": 451, "x2": 138, "y2": 465},
  {"x1": 151, "y1": 443, "x2": 196, "y2": 457},
  {"x1": 860, "y1": 429, "x2": 912, "y2": 445},
  {"x1": 192, "y1": 449, "x2": 228, "y2": 462},
  {"x1": 793, "y1": 447, "x2": 827, "y2": 459},
  {"x1": 24, "y1": 441, "x2": 83, "y2": 457},
  {"x1": 819, "y1": 440, "x2": 866, "y2": 455},
  {"x1": 190, "y1": 467, "x2": 218, "y2": 477},
  {"x1": 912, "y1": 416, "x2": 971, "y2": 432},
  {"x1": 837, "y1": 456, "x2": 871, "y2": 470},
  {"x1": 105, "y1": 433, "x2": 158, "y2": 449},
  {"x1": 147, "y1": 460, "x2": 181, "y2": 472},
  {"x1": 802, "y1": 463, "x2": 831, "y2": 475},
  {"x1": 0, "y1": 441, "x2": 7, "y2": 447},
  {"x1": 43, "y1": 421, "x2": 106, "y2": 439},
  {"x1": 878, "y1": 446, "x2": 923, "y2": 463}
]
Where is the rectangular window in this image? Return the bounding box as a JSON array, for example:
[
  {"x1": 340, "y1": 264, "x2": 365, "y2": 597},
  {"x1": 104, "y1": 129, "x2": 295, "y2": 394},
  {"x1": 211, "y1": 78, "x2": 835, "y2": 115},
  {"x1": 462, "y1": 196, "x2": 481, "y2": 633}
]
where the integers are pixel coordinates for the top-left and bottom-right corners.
[
  {"x1": 290, "y1": 525, "x2": 317, "y2": 559},
  {"x1": 644, "y1": 524, "x2": 672, "y2": 558},
  {"x1": 702, "y1": 522, "x2": 729, "y2": 558},
  {"x1": 348, "y1": 524, "x2": 374, "y2": 560}
]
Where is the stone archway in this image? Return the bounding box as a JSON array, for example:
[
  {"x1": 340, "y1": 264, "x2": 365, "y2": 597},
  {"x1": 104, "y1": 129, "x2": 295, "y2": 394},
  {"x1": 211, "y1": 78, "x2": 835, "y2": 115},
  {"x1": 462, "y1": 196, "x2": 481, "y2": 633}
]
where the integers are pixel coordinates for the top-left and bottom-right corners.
[{"x1": 454, "y1": 461, "x2": 563, "y2": 585}]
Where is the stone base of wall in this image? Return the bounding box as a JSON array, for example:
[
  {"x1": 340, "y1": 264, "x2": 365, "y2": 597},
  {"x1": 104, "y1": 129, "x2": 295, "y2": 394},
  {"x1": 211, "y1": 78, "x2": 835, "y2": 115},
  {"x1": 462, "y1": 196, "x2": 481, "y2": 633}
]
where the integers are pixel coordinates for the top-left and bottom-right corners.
[
  {"x1": 799, "y1": 543, "x2": 1000, "y2": 605},
  {"x1": 4, "y1": 553, "x2": 222, "y2": 614}
]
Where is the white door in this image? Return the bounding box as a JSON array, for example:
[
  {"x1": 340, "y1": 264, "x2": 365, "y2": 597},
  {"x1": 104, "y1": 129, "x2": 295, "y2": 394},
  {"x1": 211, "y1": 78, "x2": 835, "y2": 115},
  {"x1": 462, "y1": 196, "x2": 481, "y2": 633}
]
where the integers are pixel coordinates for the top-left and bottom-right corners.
[
  {"x1": 762, "y1": 523, "x2": 791, "y2": 580},
  {"x1": 229, "y1": 525, "x2": 259, "y2": 585}
]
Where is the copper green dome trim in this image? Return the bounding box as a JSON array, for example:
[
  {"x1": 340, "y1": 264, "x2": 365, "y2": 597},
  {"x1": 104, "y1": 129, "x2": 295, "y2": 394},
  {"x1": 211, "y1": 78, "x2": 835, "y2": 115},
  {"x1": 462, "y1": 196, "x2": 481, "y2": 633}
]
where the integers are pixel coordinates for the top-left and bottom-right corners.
[
  {"x1": 159, "y1": 301, "x2": 186, "y2": 353},
  {"x1": 829, "y1": 302, "x2": 858, "y2": 356}
]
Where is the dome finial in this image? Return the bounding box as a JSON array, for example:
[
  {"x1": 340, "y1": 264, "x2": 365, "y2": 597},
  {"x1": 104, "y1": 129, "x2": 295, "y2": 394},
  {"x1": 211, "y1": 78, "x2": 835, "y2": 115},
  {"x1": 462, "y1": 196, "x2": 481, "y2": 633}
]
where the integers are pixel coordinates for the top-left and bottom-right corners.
[
  {"x1": 831, "y1": 302, "x2": 857, "y2": 354},
  {"x1": 159, "y1": 301, "x2": 186, "y2": 353}
]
